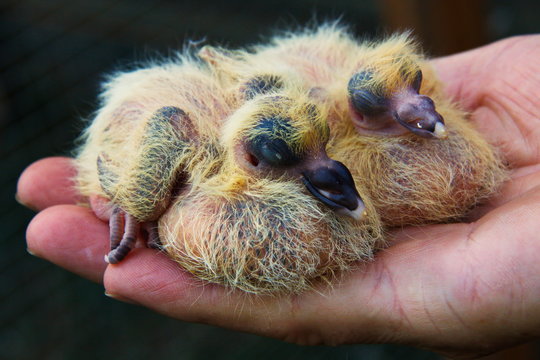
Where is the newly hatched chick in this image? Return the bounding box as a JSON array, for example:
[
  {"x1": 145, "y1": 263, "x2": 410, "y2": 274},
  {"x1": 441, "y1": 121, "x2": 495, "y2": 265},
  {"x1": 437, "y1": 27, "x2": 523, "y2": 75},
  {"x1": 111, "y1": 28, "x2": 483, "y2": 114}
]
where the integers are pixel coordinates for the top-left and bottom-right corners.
[
  {"x1": 242, "y1": 25, "x2": 506, "y2": 226},
  {"x1": 75, "y1": 55, "x2": 383, "y2": 294},
  {"x1": 160, "y1": 88, "x2": 383, "y2": 293}
]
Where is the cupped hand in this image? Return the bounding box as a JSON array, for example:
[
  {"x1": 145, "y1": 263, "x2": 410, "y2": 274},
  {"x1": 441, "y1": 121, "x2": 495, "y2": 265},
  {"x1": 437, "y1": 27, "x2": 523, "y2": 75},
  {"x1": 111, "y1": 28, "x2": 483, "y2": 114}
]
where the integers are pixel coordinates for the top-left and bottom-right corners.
[{"x1": 17, "y1": 35, "x2": 540, "y2": 358}]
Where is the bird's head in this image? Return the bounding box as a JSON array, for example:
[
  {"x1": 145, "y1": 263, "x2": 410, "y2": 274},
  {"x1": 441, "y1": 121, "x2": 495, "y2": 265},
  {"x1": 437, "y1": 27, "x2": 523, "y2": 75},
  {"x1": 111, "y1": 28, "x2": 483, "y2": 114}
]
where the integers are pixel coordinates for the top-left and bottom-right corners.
[
  {"x1": 347, "y1": 34, "x2": 447, "y2": 139},
  {"x1": 222, "y1": 82, "x2": 366, "y2": 221}
]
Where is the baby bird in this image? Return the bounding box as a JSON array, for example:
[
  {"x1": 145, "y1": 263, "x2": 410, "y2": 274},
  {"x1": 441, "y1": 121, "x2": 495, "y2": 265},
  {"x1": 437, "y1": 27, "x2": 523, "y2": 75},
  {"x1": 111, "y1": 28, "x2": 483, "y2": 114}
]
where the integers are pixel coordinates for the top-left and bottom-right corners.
[
  {"x1": 241, "y1": 25, "x2": 506, "y2": 226},
  {"x1": 75, "y1": 24, "x2": 506, "y2": 294},
  {"x1": 75, "y1": 56, "x2": 383, "y2": 294}
]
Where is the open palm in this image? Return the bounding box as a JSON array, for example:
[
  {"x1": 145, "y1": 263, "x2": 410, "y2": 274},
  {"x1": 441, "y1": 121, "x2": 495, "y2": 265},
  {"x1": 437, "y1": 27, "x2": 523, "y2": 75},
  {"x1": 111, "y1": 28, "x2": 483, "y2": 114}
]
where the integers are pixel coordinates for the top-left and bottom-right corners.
[{"x1": 18, "y1": 35, "x2": 540, "y2": 357}]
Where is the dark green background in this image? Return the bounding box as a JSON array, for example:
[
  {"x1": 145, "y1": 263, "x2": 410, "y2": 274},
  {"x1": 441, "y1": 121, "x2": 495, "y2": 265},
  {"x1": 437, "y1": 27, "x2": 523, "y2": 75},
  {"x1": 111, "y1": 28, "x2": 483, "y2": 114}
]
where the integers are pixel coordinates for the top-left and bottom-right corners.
[{"x1": 2, "y1": 1, "x2": 539, "y2": 359}]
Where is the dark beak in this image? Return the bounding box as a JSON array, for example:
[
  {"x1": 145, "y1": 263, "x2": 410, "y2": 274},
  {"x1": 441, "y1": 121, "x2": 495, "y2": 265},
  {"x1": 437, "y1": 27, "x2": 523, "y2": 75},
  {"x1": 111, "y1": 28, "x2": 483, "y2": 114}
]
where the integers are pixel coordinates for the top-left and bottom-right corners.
[
  {"x1": 393, "y1": 94, "x2": 447, "y2": 139},
  {"x1": 302, "y1": 159, "x2": 366, "y2": 220}
]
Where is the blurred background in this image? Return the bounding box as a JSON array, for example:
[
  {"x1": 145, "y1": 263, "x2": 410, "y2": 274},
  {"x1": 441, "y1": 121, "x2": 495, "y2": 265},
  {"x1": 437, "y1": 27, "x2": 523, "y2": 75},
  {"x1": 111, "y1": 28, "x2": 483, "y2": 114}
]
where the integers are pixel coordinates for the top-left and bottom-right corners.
[{"x1": 1, "y1": 0, "x2": 540, "y2": 359}]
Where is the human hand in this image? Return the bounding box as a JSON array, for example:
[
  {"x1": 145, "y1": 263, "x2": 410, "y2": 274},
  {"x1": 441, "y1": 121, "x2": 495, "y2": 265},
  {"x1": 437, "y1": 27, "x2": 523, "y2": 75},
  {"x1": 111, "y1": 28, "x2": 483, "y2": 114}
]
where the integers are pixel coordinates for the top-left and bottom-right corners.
[{"x1": 18, "y1": 35, "x2": 540, "y2": 358}]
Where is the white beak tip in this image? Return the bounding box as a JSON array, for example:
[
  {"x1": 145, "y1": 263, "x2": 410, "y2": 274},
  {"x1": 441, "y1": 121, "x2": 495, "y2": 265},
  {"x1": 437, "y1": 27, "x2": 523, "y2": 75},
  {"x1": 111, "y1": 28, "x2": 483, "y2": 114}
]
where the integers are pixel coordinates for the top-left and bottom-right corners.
[
  {"x1": 337, "y1": 198, "x2": 366, "y2": 221},
  {"x1": 434, "y1": 122, "x2": 448, "y2": 139}
]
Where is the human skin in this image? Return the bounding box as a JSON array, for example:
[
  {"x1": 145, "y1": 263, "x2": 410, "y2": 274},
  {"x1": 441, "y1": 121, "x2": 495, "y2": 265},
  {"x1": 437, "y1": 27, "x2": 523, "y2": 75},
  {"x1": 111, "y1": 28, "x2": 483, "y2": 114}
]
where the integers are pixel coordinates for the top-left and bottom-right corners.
[{"x1": 17, "y1": 35, "x2": 540, "y2": 358}]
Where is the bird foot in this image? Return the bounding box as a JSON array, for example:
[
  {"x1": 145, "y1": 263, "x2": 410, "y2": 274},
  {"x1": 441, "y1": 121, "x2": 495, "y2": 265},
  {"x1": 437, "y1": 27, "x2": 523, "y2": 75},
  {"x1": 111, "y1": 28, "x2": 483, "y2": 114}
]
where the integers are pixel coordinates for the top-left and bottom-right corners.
[{"x1": 105, "y1": 206, "x2": 161, "y2": 264}]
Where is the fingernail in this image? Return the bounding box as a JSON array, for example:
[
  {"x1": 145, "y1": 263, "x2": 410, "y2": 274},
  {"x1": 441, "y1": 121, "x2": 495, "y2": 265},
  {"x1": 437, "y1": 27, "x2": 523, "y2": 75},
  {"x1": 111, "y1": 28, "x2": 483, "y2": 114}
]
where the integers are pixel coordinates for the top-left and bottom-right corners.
[
  {"x1": 104, "y1": 292, "x2": 140, "y2": 305},
  {"x1": 15, "y1": 193, "x2": 38, "y2": 212},
  {"x1": 26, "y1": 247, "x2": 42, "y2": 258}
]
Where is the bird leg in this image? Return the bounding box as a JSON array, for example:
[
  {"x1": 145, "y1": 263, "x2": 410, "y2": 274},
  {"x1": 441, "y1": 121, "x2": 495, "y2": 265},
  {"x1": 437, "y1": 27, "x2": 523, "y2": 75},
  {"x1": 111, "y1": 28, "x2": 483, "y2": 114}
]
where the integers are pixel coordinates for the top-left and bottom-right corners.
[
  {"x1": 109, "y1": 206, "x2": 124, "y2": 250},
  {"x1": 142, "y1": 221, "x2": 161, "y2": 249}
]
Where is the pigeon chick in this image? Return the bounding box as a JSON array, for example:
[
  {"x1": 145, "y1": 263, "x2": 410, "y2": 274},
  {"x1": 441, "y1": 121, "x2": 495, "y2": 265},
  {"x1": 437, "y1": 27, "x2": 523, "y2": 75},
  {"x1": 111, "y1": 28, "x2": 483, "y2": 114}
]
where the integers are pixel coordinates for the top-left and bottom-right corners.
[
  {"x1": 242, "y1": 25, "x2": 506, "y2": 226},
  {"x1": 160, "y1": 86, "x2": 383, "y2": 294},
  {"x1": 76, "y1": 59, "x2": 229, "y2": 263},
  {"x1": 75, "y1": 56, "x2": 383, "y2": 294}
]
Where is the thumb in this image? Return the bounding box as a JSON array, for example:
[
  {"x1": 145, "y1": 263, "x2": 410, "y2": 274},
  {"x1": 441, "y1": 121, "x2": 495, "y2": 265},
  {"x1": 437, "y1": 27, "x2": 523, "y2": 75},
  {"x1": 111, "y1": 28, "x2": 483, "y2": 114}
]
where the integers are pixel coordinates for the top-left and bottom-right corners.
[{"x1": 430, "y1": 35, "x2": 538, "y2": 110}]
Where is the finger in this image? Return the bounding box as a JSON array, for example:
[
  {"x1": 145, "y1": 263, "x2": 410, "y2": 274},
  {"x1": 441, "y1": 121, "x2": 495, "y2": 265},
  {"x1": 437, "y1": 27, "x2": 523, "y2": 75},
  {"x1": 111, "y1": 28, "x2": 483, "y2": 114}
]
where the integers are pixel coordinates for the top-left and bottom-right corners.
[
  {"x1": 430, "y1": 45, "x2": 489, "y2": 110},
  {"x1": 432, "y1": 35, "x2": 540, "y2": 110},
  {"x1": 26, "y1": 204, "x2": 109, "y2": 283},
  {"x1": 17, "y1": 157, "x2": 82, "y2": 211},
  {"x1": 103, "y1": 251, "x2": 293, "y2": 338},
  {"x1": 102, "y1": 250, "x2": 396, "y2": 345},
  {"x1": 431, "y1": 36, "x2": 540, "y2": 168},
  {"x1": 429, "y1": 37, "x2": 517, "y2": 109},
  {"x1": 391, "y1": 187, "x2": 540, "y2": 339},
  {"x1": 467, "y1": 163, "x2": 540, "y2": 220}
]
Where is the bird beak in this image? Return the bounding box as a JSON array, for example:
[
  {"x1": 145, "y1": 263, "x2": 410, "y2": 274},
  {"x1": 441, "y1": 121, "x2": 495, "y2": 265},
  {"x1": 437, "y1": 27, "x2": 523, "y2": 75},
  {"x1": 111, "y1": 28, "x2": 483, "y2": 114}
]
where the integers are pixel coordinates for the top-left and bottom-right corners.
[
  {"x1": 302, "y1": 159, "x2": 366, "y2": 220},
  {"x1": 393, "y1": 92, "x2": 448, "y2": 139}
]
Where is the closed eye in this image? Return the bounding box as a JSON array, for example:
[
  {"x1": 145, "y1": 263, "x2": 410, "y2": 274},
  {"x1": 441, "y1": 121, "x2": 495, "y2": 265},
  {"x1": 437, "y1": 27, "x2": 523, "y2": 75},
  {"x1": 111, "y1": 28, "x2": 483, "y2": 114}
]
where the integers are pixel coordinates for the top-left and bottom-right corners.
[{"x1": 257, "y1": 138, "x2": 298, "y2": 167}]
